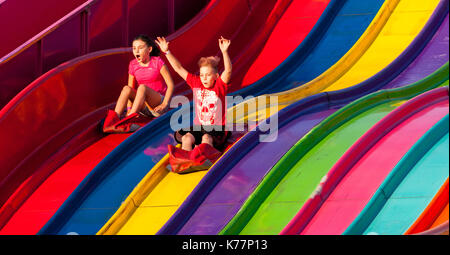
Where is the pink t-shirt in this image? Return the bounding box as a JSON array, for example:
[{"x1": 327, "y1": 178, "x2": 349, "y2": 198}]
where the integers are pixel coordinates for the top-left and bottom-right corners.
[
  {"x1": 187, "y1": 73, "x2": 229, "y2": 126},
  {"x1": 128, "y1": 56, "x2": 167, "y2": 95}
]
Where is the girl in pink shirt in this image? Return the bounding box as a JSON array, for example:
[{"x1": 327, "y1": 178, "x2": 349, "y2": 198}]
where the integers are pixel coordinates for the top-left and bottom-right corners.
[{"x1": 103, "y1": 34, "x2": 174, "y2": 133}]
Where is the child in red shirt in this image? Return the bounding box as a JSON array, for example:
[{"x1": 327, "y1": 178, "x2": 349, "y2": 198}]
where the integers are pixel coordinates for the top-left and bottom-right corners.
[{"x1": 155, "y1": 36, "x2": 232, "y2": 173}]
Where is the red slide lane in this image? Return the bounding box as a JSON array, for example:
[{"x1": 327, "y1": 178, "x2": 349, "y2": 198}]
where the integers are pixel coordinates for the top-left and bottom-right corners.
[
  {"x1": 241, "y1": 0, "x2": 330, "y2": 86},
  {"x1": 0, "y1": 0, "x2": 315, "y2": 234}
]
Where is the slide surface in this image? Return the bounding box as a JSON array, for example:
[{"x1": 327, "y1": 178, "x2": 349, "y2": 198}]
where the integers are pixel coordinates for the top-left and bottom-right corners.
[
  {"x1": 160, "y1": 0, "x2": 448, "y2": 234},
  {"x1": 235, "y1": 0, "x2": 442, "y2": 119},
  {"x1": 214, "y1": 0, "x2": 446, "y2": 234},
  {"x1": 3, "y1": 0, "x2": 447, "y2": 236},
  {"x1": 0, "y1": 0, "x2": 284, "y2": 234},
  {"x1": 344, "y1": 115, "x2": 449, "y2": 235},
  {"x1": 96, "y1": 0, "x2": 336, "y2": 235},
  {"x1": 224, "y1": 76, "x2": 448, "y2": 235},
  {"x1": 156, "y1": 0, "x2": 388, "y2": 235},
  {"x1": 36, "y1": 0, "x2": 301, "y2": 235},
  {"x1": 99, "y1": 0, "x2": 390, "y2": 235},
  {"x1": 293, "y1": 87, "x2": 448, "y2": 235}
]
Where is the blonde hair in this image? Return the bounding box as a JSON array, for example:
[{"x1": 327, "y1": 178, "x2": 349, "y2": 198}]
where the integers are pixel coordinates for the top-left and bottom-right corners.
[{"x1": 198, "y1": 56, "x2": 220, "y2": 72}]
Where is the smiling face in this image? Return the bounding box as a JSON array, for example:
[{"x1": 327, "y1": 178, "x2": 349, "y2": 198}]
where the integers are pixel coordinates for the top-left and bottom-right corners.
[
  {"x1": 199, "y1": 66, "x2": 219, "y2": 88},
  {"x1": 132, "y1": 39, "x2": 152, "y2": 64}
]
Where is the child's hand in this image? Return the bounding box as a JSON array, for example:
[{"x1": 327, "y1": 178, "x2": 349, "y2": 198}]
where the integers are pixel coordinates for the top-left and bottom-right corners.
[
  {"x1": 155, "y1": 37, "x2": 170, "y2": 54},
  {"x1": 219, "y1": 36, "x2": 231, "y2": 53},
  {"x1": 154, "y1": 102, "x2": 168, "y2": 115}
]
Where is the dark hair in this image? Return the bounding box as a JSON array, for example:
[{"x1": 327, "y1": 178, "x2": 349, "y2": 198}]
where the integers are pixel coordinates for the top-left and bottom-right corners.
[{"x1": 133, "y1": 34, "x2": 160, "y2": 56}]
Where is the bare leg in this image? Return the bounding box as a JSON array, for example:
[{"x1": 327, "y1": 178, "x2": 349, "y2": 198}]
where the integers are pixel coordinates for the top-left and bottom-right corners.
[
  {"x1": 129, "y1": 85, "x2": 162, "y2": 115},
  {"x1": 181, "y1": 133, "x2": 195, "y2": 151},
  {"x1": 201, "y1": 134, "x2": 214, "y2": 147},
  {"x1": 114, "y1": 86, "x2": 136, "y2": 116}
]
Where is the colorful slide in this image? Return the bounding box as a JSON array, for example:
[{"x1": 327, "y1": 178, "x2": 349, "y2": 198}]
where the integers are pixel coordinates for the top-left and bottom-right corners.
[
  {"x1": 109, "y1": 0, "x2": 446, "y2": 235},
  {"x1": 222, "y1": 71, "x2": 449, "y2": 235},
  {"x1": 38, "y1": 0, "x2": 345, "y2": 235},
  {"x1": 232, "y1": 0, "x2": 444, "y2": 121},
  {"x1": 169, "y1": 0, "x2": 446, "y2": 235},
  {"x1": 0, "y1": 0, "x2": 286, "y2": 234},
  {"x1": 160, "y1": 2, "x2": 449, "y2": 235},
  {"x1": 30, "y1": 0, "x2": 315, "y2": 235},
  {"x1": 94, "y1": 0, "x2": 387, "y2": 235},
  {"x1": 281, "y1": 87, "x2": 448, "y2": 235},
  {"x1": 89, "y1": 0, "x2": 446, "y2": 236},
  {"x1": 2, "y1": 0, "x2": 447, "y2": 236},
  {"x1": 0, "y1": 0, "x2": 212, "y2": 219},
  {"x1": 343, "y1": 115, "x2": 448, "y2": 235}
]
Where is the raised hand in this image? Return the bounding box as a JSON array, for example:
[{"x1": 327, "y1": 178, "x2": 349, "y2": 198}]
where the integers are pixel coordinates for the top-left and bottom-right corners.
[
  {"x1": 155, "y1": 37, "x2": 170, "y2": 53},
  {"x1": 219, "y1": 36, "x2": 231, "y2": 53}
]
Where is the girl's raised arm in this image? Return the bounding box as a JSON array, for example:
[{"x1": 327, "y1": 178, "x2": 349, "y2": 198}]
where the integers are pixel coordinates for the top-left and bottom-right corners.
[{"x1": 155, "y1": 37, "x2": 188, "y2": 81}]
